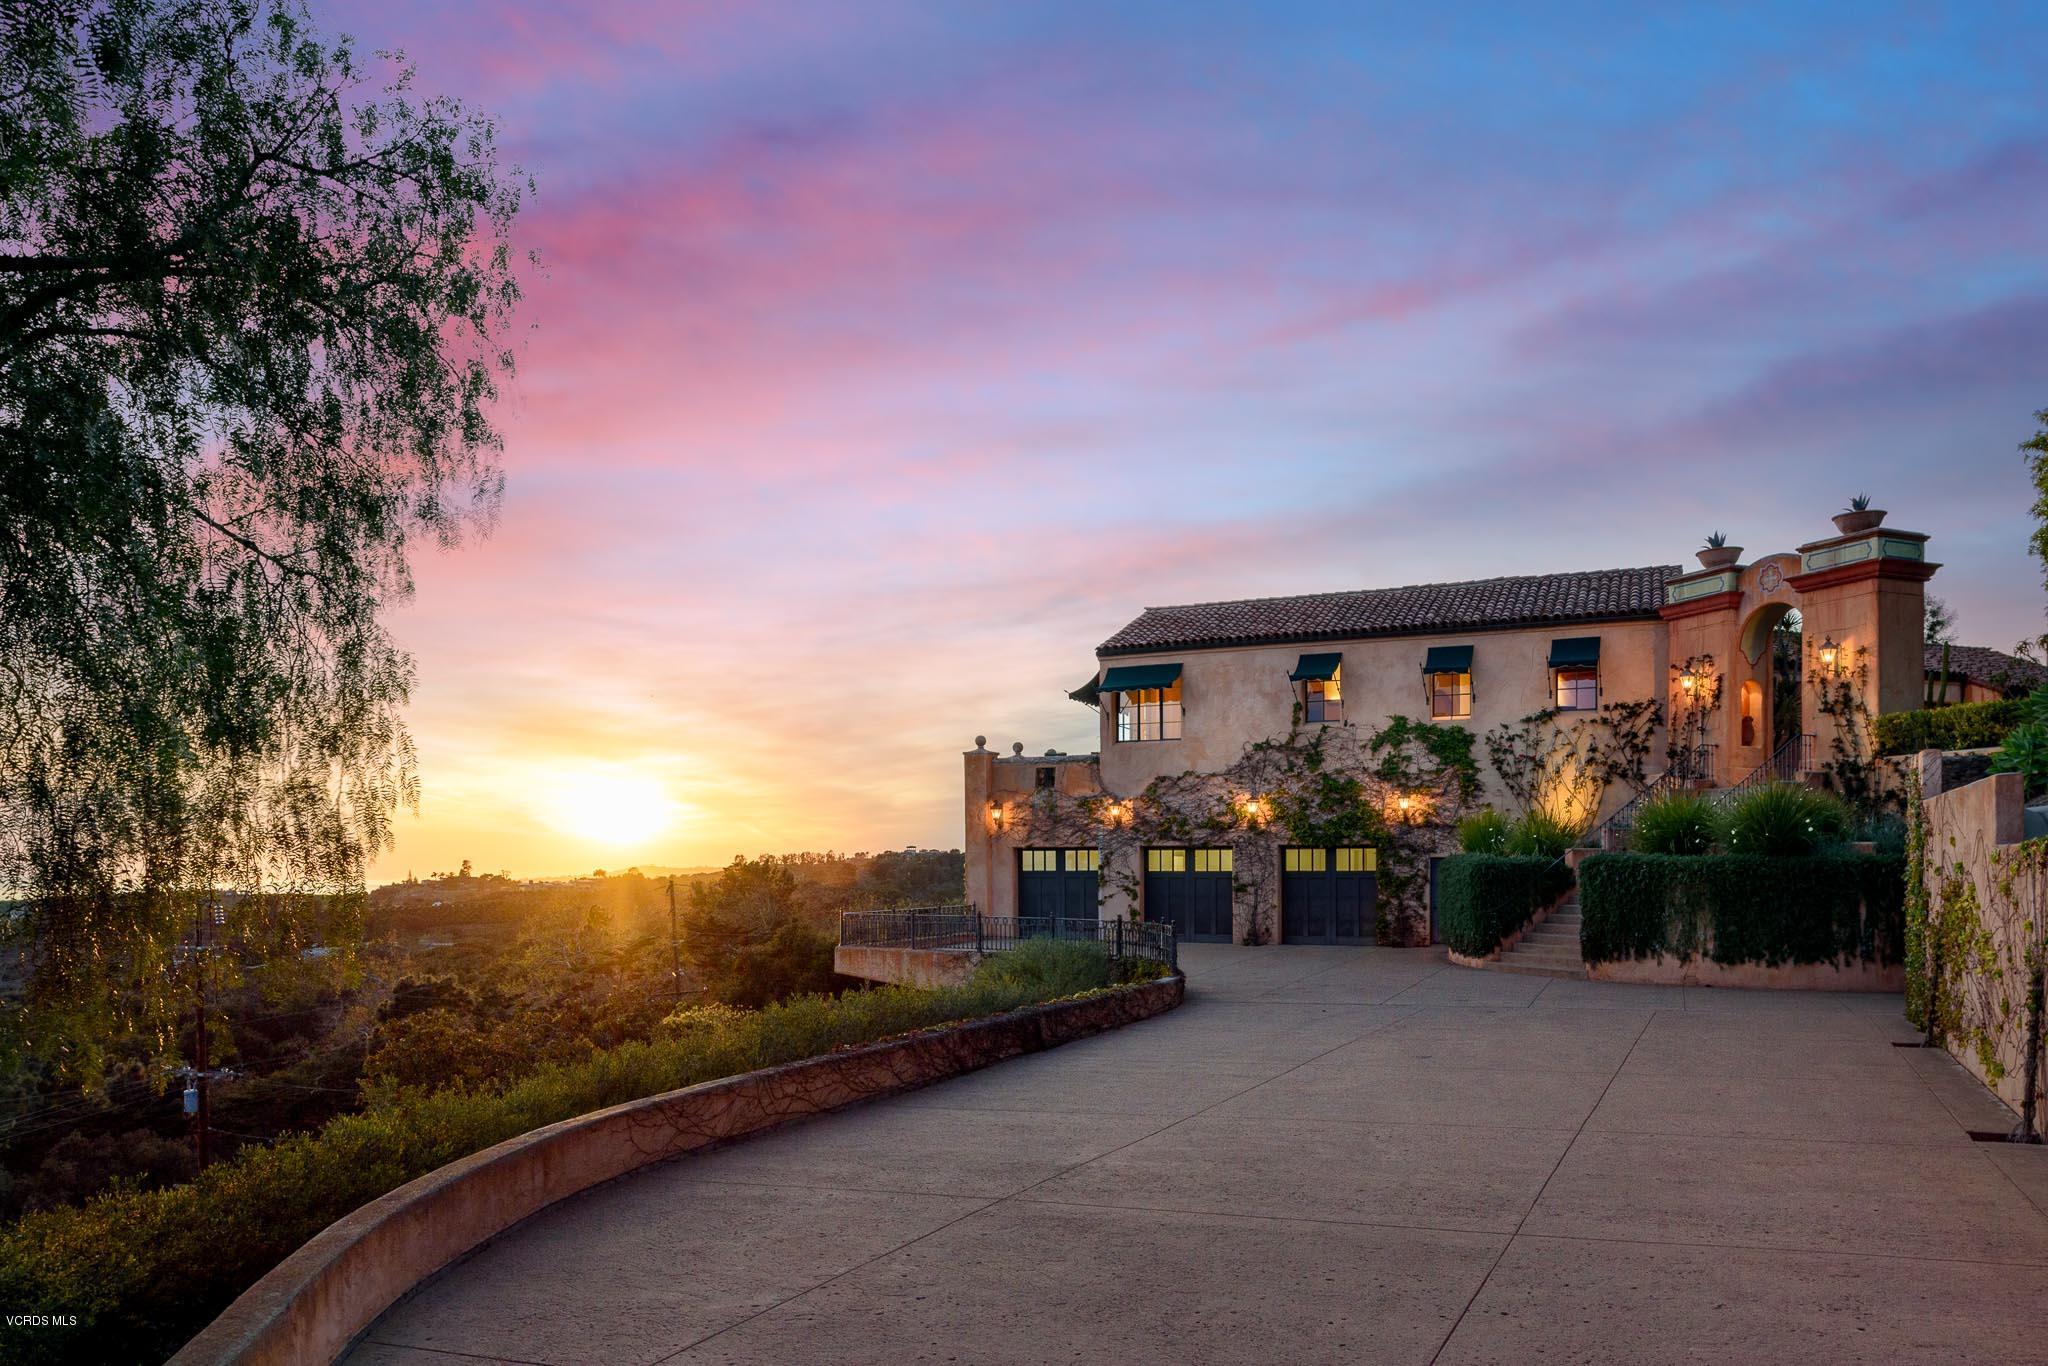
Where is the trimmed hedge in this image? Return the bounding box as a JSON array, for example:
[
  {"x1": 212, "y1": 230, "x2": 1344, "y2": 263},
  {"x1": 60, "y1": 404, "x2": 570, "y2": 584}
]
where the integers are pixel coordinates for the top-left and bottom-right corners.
[
  {"x1": 1435, "y1": 855, "x2": 1574, "y2": 957},
  {"x1": 1578, "y1": 852, "x2": 1906, "y2": 967},
  {"x1": 1873, "y1": 698, "x2": 2026, "y2": 756},
  {"x1": 0, "y1": 949, "x2": 1153, "y2": 1366}
]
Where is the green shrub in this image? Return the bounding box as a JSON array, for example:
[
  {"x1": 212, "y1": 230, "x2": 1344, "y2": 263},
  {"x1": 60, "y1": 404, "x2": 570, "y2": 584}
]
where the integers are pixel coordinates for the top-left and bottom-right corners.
[
  {"x1": 1990, "y1": 688, "x2": 2048, "y2": 797},
  {"x1": 0, "y1": 966, "x2": 1147, "y2": 1365},
  {"x1": 1872, "y1": 697, "x2": 2026, "y2": 755},
  {"x1": 970, "y1": 938, "x2": 1165, "y2": 994},
  {"x1": 1506, "y1": 810, "x2": 1582, "y2": 858},
  {"x1": 1435, "y1": 855, "x2": 1575, "y2": 957},
  {"x1": 1455, "y1": 810, "x2": 1511, "y2": 854},
  {"x1": 1724, "y1": 783, "x2": 1849, "y2": 856},
  {"x1": 1628, "y1": 792, "x2": 1723, "y2": 855},
  {"x1": 1578, "y1": 852, "x2": 1905, "y2": 967}
]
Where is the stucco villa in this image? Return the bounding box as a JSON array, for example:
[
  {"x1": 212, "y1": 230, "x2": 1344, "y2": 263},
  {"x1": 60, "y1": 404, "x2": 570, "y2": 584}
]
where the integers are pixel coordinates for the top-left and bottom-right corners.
[{"x1": 965, "y1": 509, "x2": 1951, "y2": 947}]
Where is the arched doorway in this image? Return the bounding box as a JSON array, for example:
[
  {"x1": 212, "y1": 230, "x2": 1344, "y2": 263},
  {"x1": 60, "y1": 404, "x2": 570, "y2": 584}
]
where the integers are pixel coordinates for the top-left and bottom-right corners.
[{"x1": 1735, "y1": 602, "x2": 1803, "y2": 768}]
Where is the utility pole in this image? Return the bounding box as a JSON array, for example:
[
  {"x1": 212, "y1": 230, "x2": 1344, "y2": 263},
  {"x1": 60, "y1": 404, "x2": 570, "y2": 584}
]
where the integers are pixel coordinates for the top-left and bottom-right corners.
[
  {"x1": 177, "y1": 895, "x2": 231, "y2": 1170},
  {"x1": 667, "y1": 876, "x2": 682, "y2": 1001}
]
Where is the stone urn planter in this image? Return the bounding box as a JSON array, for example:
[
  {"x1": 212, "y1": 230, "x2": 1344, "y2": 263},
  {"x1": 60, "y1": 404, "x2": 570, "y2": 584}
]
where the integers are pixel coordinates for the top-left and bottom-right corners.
[
  {"x1": 1696, "y1": 545, "x2": 1743, "y2": 570},
  {"x1": 1832, "y1": 507, "x2": 1887, "y2": 535}
]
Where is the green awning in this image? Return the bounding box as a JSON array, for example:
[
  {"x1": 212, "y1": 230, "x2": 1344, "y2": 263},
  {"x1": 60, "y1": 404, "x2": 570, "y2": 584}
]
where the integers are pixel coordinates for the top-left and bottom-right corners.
[
  {"x1": 1067, "y1": 674, "x2": 1101, "y2": 707},
  {"x1": 1289, "y1": 652, "x2": 1342, "y2": 682},
  {"x1": 1548, "y1": 636, "x2": 1601, "y2": 669},
  {"x1": 1421, "y1": 645, "x2": 1473, "y2": 674},
  {"x1": 1098, "y1": 662, "x2": 1182, "y2": 692}
]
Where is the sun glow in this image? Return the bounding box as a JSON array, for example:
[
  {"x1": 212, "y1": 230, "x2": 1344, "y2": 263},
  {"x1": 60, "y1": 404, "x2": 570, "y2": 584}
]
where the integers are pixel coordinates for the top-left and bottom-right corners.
[{"x1": 536, "y1": 768, "x2": 682, "y2": 848}]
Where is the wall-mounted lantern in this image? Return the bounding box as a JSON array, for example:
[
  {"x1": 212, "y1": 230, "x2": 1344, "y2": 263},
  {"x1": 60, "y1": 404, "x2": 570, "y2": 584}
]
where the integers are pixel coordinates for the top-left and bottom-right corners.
[
  {"x1": 1397, "y1": 793, "x2": 1414, "y2": 815},
  {"x1": 1818, "y1": 636, "x2": 1840, "y2": 674},
  {"x1": 985, "y1": 800, "x2": 1006, "y2": 833},
  {"x1": 1678, "y1": 669, "x2": 1698, "y2": 695},
  {"x1": 1240, "y1": 795, "x2": 1268, "y2": 827}
]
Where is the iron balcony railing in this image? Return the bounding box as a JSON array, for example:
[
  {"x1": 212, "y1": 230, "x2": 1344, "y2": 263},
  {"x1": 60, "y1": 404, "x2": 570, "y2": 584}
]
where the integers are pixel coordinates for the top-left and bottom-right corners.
[{"x1": 838, "y1": 907, "x2": 1177, "y2": 971}]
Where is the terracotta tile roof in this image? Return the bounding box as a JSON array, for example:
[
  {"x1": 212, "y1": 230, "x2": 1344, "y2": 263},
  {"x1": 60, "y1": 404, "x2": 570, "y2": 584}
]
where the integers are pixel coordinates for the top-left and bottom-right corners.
[
  {"x1": 1925, "y1": 643, "x2": 2048, "y2": 692},
  {"x1": 1099, "y1": 565, "x2": 1682, "y2": 655}
]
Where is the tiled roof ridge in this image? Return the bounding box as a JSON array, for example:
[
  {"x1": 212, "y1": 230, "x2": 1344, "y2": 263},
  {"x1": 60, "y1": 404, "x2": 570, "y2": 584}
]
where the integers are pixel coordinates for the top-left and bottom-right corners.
[
  {"x1": 1130, "y1": 564, "x2": 1684, "y2": 616},
  {"x1": 1100, "y1": 564, "x2": 1683, "y2": 654}
]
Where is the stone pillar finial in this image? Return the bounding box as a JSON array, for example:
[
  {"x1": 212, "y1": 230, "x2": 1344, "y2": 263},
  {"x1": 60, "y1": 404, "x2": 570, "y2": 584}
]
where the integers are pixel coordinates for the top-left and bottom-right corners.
[
  {"x1": 973, "y1": 735, "x2": 987, "y2": 751},
  {"x1": 1012, "y1": 742, "x2": 1024, "y2": 755}
]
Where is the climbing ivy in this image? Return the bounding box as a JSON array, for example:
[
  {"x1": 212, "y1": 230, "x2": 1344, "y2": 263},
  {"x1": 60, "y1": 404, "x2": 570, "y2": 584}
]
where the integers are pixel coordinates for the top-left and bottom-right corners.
[
  {"x1": 1810, "y1": 643, "x2": 1897, "y2": 812},
  {"x1": 1903, "y1": 782, "x2": 1932, "y2": 1029},
  {"x1": 1004, "y1": 718, "x2": 1475, "y2": 945},
  {"x1": 1481, "y1": 696, "x2": 1662, "y2": 830}
]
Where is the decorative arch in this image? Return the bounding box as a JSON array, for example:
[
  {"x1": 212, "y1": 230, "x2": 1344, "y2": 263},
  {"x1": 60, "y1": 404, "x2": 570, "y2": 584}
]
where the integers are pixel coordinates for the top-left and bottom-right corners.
[{"x1": 1739, "y1": 600, "x2": 1795, "y2": 666}]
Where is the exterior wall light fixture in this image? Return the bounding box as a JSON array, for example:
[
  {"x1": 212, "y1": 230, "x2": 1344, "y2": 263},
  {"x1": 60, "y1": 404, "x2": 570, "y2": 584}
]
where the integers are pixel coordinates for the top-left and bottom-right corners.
[
  {"x1": 1818, "y1": 636, "x2": 1840, "y2": 674},
  {"x1": 986, "y1": 800, "x2": 1005, "y2": 833},
  {"x1": 1679, "y1": 669, "x2": 1697, "y2": 694}
]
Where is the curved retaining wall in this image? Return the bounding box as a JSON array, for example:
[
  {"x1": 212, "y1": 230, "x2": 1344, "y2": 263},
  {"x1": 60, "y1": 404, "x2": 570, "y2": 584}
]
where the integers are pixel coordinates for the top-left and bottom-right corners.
[{"x1": 168, "y1": 975, "x2": 1184, "y2": 1366}]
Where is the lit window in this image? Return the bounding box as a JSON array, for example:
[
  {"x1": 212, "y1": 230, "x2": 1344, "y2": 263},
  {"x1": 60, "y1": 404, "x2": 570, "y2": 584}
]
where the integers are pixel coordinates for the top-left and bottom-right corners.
[
  {"x1": 1020, "y1": 849, "x2": 1060, "y2": 872},
  {"x1": 1193, "y1": 848, "x2": 1233, "y2": 874},
  {"x1": 1335, "y1": 847, "x2": 1376, "y2": 873},
  {"x1": 1429, "y1": 671, "x2": 1472, "y2": 720},
  {"x1": 1305, "y1": 666, "x2": 1343, "y2": 724},
  {"x1": 1064, "y1": 849, "x2": 1100, "y2": 872},
  {"x1": 1116, "y1": 679, "x2": 1183, "y2": 742},
  {"x1": 1146, "y1": 848, "x2": 1187, "y2": 874},
  {"x1": 1284, "y1": 848, "x2": 1328, "y2": 873},
  {"x1": 1554, "y1": 668, "x2": 1597, "y2": 711}
]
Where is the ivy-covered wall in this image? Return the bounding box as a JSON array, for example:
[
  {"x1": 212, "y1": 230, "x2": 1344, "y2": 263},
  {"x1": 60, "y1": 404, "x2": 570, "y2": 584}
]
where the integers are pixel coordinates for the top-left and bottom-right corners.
[
  {"x1": 1000, "y1": 718, "x2": 1479, "y2": 945},
  {"x1": 1918, "y1": 770, "x2": 2048, "y2": 1134}
]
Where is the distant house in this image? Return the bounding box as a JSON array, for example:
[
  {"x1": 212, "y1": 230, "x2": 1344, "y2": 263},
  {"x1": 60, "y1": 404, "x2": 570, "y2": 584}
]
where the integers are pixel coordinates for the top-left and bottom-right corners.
[
  {"x1": 1925, "y1": 643, "x2": 2048, "y2": 703},
  {"x1": 965, "y1": 510, "x2": 1939, "y2": 947}
]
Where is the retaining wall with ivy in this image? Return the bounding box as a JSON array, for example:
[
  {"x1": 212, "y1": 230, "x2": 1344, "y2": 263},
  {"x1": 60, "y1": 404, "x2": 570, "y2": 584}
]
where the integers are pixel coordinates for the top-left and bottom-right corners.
[{"x1": 1919, "y1": 771, "x2": 2048, "y2": 1133}]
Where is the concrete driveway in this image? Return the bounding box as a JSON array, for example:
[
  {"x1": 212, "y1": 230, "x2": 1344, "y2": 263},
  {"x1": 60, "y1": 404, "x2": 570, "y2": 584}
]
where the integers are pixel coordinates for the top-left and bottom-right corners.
[{"x1": 344, "y1": 946, "x2": 2048, "y2": 1365}]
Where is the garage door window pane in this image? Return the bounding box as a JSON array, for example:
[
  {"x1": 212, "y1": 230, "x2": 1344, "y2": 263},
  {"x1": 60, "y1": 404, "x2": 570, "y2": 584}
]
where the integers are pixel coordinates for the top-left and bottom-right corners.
[{"x1": 1194, "y1": 848, "x2": 1233, "y2": 873}]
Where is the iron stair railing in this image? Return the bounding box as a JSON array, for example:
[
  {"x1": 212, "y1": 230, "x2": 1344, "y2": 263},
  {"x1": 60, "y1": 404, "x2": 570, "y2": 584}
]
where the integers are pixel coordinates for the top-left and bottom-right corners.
[{"x1": 1710, "y1": 733, "x2": 1815, "y2": 808}]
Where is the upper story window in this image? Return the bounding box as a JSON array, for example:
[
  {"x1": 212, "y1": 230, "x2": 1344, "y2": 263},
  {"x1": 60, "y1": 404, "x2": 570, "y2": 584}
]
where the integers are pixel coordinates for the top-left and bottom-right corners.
[
  {"x1": 1554, "y1": 670, "x2": 1597, "y2": 711},
  {"x1": 1099, "y1": 662, "x2": 1184, "y2": 743},
  {"x1": 1290, "y1": 652, "x2": 1343, "y2": 724},
  {"x1": 1423, "y1": 645, "x2": 1474, "y2": 720},
  {"x1": 1116, "y1": 681, "x2": 1182, "y2": 741},
  {"x1": 1035, "y1": 766, "x2": 1056, "y2": 789},
  {"x1": 1547, "y1": 637, "x2": 1601, "y2": 712}
]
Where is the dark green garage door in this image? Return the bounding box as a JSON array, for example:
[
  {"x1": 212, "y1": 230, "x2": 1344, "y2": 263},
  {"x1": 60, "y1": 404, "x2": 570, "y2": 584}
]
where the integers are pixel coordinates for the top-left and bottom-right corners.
[
  {"x1": 1281, "y1": 847, "x2": 1376, "y2": 945},
  {"x1": 1144, "y1": 847, "x2": 1234, "y2": 943},
  {"x1": 1017, "y1": 848, "x2": 1100, "y2": 929}
]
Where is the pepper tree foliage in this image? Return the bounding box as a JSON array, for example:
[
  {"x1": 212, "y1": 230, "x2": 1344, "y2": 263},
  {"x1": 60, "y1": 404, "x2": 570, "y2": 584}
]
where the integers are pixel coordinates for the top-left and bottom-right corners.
[
  {"x1": 1010, "y1": 718, "x2": 1479, "y2": 945},
  {"x1": 0, "y1": 0, "x2": 529, "y2": 1078}
]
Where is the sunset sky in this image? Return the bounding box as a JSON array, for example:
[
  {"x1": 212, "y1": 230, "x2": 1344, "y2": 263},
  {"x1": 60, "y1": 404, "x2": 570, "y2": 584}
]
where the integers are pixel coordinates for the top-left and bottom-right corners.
[{"x1": 330, "y1": 2, "x2": 2048, "y2": 882}]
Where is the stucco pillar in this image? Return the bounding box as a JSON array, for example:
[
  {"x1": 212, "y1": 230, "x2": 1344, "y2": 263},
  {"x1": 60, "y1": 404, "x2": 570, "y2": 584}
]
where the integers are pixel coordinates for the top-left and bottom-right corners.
[
  {"x1": 963, "y1": 740, "x2": 995, "y2": 915},
  {"x1": 1787, "y1": 524, "x2": 1937, "y2": 746}
]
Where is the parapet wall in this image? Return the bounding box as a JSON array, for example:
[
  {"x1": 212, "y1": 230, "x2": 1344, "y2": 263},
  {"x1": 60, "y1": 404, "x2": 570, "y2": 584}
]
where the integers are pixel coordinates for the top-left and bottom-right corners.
[{"x1": 170, "y1": 975, "x2": 1185, "y2": 1366}]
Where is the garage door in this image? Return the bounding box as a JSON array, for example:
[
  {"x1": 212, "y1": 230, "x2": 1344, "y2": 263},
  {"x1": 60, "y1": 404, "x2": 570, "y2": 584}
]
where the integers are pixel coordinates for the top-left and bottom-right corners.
[
  {"x1": 1017, "y1": 848, "x2": 1100, "y2": 930},
  {"x1": 1280, "y1": 846, "x2": 1376, "y2": 945},
  {"x1": 1143, "y1": 847, "x2": 1234, "y2": 943}
]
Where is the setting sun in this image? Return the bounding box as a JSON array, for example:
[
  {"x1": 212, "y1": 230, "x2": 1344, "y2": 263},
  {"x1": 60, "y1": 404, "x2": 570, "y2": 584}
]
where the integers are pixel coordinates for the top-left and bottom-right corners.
[{"x1": 536, "y1": 769, "x2": 681, "y2": 847}]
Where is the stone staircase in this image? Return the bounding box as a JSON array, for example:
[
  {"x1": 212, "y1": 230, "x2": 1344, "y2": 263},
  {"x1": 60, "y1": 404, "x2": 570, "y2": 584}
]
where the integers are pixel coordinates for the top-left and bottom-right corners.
[{"x1": 1492, "y1": 893, "x2": 1585, "y2": 979}]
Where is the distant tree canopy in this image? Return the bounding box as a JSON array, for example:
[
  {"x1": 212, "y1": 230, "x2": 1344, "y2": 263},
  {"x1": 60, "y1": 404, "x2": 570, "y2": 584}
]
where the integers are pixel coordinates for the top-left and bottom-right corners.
[
  {"x1": 0, "y1": 0, "x2": 529, "y2": 1077},
  {"x1": 683, "y1": 857, "x2": 844, "y2": 1009}
]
